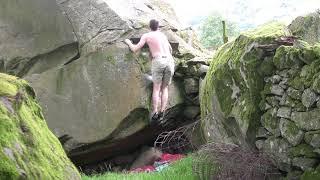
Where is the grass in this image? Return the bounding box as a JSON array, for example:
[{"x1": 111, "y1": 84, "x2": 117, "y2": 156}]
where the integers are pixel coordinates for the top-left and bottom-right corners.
[{"x1": 81, "y1": 156, "x2": 198, "y2": 180}]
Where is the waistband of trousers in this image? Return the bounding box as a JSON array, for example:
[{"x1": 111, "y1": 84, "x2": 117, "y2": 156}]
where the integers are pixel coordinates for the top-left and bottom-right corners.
[{"x1": 153, "y1": 55, "x2": 167, "y2": 59}]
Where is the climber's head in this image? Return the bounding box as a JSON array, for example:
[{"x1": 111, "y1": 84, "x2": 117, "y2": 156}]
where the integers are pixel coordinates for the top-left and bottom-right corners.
[{"x1": 149, "y1": 19, "x2": 159, "y2": 31}]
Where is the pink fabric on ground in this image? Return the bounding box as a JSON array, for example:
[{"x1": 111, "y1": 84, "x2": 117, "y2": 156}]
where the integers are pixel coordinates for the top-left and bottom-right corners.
[
  {"x1": 129, "y1": 153, "x2": 185, "y2": 173},
  {"x1": 159, "y1": 153, "x2": 184, "y2": 163}
]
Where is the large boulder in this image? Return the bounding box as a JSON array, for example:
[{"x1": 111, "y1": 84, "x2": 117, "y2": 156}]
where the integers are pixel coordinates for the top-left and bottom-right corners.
[
  {"x1": 27, "y1": 44, "x2": 184, "y2": 146},
  {"x1": 289, "y1": 11, "x2": 320, "y2": 45},
  {"x1": 0, "y1": 73, "x2": 80, "y2": 179},
  {"x1": 56, "y1": 0, "x2": 130, "y2": 50},
  {"x1": 200, "y1": 22, "x2": 290, "y2": 146},
  {"x1": 0, "y1": 0, "x2": 78, "y2": 76},
  {"x1": 55, "y1": 0, "x2": 182, "y2": 54},
  {"x1": 25, "y1": 0, "x2": 203, "y2": 153},
  {"x1": 0, "y1": 0, "x2": 206, "y2": 166}
]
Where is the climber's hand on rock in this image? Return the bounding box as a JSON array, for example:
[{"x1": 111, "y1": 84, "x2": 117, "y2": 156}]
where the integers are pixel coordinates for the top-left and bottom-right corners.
[{"x1": 124, "y1": 39, "x2": 132, "y2": 45}]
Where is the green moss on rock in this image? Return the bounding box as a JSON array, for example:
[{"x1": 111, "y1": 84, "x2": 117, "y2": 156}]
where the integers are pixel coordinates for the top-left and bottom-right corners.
[
  {"x1": 312, "y1": 74, "x2": 320, "y2": 93},
  {"x1": 288, "y1": 12, "x2": 320, "y2": 45},
  {"x1": 106, "y1": 54, "x2": 116, "y2": 65},
  {"x1": 300, "y1": 60, "x2": 320, "y2": 88},
  {"x1": 304, "y1": 130, "x2": 320, "y2": 148},
  {"x1": 301, "y1": 165, "x2": 320, "y2": 180},
  {"x1": 273, "y1": 45, "x2": 304, "y2": 70},
  {"x1": 200, "y1": 22, "x2": 290, "y2": 144},
  {"x1": 0, "y1": 73, "x2": 80, "y2": 180},
  {"x1": 288, "y1": 75, "x2": 305, "y2": 91},
  {"x1": 125, "y1": 50, "x2": 151, "y2": 73},
  {"x1": 258, "y1": 57, "x2": 276, "y2": 77},
  {"x1": 260, "y1": 108, "x2": 280, "y2": 135},
  {"x1": 288, "y1": 144, "x2": 318, "y2": 158},
  {"x1": 279, "y1": 118, "x2": 304, "y2": 146}
]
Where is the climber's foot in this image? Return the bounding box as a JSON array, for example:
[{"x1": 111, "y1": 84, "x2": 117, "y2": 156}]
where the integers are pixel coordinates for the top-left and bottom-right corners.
[{"x1": 150, "y1": 112, "x2": 160, "y2": 123}]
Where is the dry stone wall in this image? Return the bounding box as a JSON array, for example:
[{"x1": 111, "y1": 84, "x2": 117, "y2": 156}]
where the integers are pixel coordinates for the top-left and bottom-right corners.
[
  {"x1": 258, "y1": 42, "x2": 320, "y2": 177},
  {"x1": 201, "y1": 12, "x2": 320, "y2": 179}
]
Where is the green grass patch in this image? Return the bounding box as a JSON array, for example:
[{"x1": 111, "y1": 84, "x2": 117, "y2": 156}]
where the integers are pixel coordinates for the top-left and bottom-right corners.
[{"x1": 82, "y1": 156, "x2": 197, "y2": 180}]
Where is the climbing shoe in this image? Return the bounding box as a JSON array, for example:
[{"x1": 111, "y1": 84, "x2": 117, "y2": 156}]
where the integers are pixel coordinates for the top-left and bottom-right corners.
[
  {"x1": 158, "y1": 111, "x2": 164, "y2": 120},
  {"x1": 150, "y1": 112, "x2": 160, "y2": 123},
  {"x1": 158, "y1": 111, "x2": 168, "y2": 126}
]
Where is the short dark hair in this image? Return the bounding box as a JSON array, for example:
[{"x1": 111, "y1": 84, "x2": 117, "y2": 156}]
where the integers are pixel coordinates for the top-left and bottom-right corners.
[{"x1": 149, "y1": 19, "x2": 159, "y2": 31}]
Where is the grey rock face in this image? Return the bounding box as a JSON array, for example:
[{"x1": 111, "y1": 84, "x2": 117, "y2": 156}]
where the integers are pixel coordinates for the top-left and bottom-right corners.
[
  {"x1": 287, "y1": 87, "x2": 302, "y2": 100},
  {"x1": 27, "y1": 44, "x2": 184, "y2": 144},
  {"x1": 271, "y1": 85, "x2": 285, "y2": 96},
  {"x1": 0, "y1": 0, "x2": 78, "y2": 76},
  {"x1": 317, "y1": 99, "x2": 320, "y2": 108},
  {"x1": 183, "y1": 106, "x2": 200, "y2": 119},
  {"x1": 255, "y1": 140, "x2": 264, "y2": 150},
  {"x1": 288, "y1": 12, "x2": 320, "y2": 45},
  {"x1": 270, "y1": 75, "x2": 282, "y2": 84},
  {"x1": 302, "y1": 88, "x2": 317, "y2": 108},
  {"x1": 266, "y1": 96, "x2": 280, "y2": 107},
  {"x1": 263, "y1": 103, "x2": 272, "y2": 111},
  {"x1": 199, "y1": 64, "x2": 209, "y2": 75},
  {"x1": 291, "y1": 109, "x2": 320, "y2": 131},
  {"x1": 288, "y1": 144, "x2": 318, "y2": 158},
  {"x1": 279, "y1": 94, "x2": 298, "y2": 108},
  {"x1": 261, "y1": 108, "x2": 280, "y2": 136},
  {"x1": 262, "y1": 137, "x2": 292, "y2": 172},
  {"x1": 286, "y1": 171, "x2": 303, "y2": 180},
  {"x1": 312, "y1": 75, "x2": 320, "y2": 93},
  {"x1": 277, "y1": 107, "x2": 292, "y2": 119},
  {"x1": 56, "y1": 0, "x2": 130, "y2": 47},
  {"x1": 279, "y1": 78, "x2": 289, "y2": 89},
  {"x1": 256, "y1": 127, "x2": 270, "y2": 138},
  {"x1": 279, "y1": 118, "x2": 304, "y2": 146},
  {"x1": 305, "y1": 130, "x2": 320, "y2": 148},
  {"x1": 184, "y1": 78, "x2": 199, "y2": 94},
  {"x1": 21, "y1": 0, "x2": 203, "y2": 155},
  {"x1": 292, "y1": 157, "x2": 318, "y2": 171}
]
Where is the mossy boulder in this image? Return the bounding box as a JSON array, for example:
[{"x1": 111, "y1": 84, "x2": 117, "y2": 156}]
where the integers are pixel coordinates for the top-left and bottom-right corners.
[
  {"x1": 289, "y1": 11, "x2": 320, "y2": 45},
  {"x1": 200, "y1": 22, "x2": 290, "y2": 145},
  {"x1": 0, "y1": 73, "x2": 80, "y2": 179}
]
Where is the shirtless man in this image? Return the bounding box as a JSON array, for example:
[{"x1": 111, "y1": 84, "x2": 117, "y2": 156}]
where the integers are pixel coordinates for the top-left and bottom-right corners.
[{"x1": 125, "y1": 19, "x2": 174, "y2": 121}]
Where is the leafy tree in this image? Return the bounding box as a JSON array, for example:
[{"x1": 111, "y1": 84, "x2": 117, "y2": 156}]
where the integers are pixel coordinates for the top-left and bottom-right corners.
[{"x1": 199, "y1": 13, "x2": 240, "y2": 49}]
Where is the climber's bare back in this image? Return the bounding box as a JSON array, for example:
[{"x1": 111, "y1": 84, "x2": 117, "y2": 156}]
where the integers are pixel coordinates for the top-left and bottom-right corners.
[{"x1": 140, "y1": 31, "x2": 172, "y2": 58}]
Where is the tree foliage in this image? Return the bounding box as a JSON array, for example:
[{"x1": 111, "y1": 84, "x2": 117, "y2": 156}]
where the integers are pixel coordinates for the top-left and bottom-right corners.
[{"x1": 199, "y1": 13, "x2": 240, "y2": 49}]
